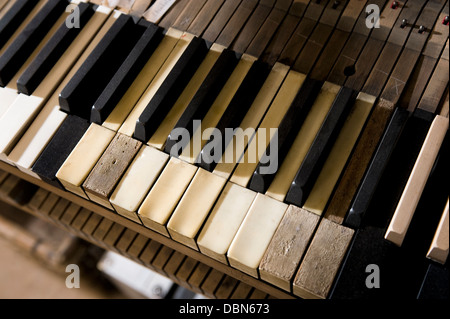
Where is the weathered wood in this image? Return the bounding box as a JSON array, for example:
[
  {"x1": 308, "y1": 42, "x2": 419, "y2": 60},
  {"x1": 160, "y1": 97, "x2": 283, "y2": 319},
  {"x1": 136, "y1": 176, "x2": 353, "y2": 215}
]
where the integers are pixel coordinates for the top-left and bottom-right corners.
[
  {"x1": 293, "y1": 219, "x2": 354, "y2": 299},
  {"x1": 259, "y1": 206, "x2": 320, "y2": 292}
]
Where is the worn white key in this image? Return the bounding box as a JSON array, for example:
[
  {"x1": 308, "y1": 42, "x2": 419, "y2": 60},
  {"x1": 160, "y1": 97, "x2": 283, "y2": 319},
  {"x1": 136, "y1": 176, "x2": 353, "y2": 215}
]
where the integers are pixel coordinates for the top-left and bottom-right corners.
[
  {"x1": 386, "y1": 115, "x2": 449, "y2": 246},
  {"x1": 167, "y1": 168, "x2": 227, "y2": 250},
  {"x1": 227, "y1": 193, "x2": 288, "y2": 278},
  {"x1": 138, "y1": 157, "x2": 198, "y2": 236},
  {"x1": 110, "y1": 146, "x2": 169, "y2": 223},
  {"x1": 197, "y1": 182, "x2": 257, "y2": 264}
]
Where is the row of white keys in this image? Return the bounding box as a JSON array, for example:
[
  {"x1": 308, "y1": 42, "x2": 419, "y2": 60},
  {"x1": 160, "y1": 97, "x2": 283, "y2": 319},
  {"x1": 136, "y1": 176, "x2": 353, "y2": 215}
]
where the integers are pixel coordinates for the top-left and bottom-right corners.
[
  {"x1": 0, "y1": 4, "x2": 72, "y2": 164},
  {"x1": 7, "y1": 5, "x2": 114, "y2": 179},
  {"x1": 56, "y1": 28, "x2": 185, "y2": 198}
]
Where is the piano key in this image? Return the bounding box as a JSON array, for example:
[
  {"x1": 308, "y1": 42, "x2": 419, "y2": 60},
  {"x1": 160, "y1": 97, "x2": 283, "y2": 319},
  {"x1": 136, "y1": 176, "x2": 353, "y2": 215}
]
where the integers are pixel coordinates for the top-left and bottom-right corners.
[
  {"x1": 139, "y1": 239, "x2": 163, "y2": 269},
  {"x1": 213, "y1": 62, "x2": 289, "y2": 180},
  {"x1": 90, "y1": 22, "x2": 164, "y2": 124},
  {"x1": 265, "y1": 82, "x2": 340, "y2": 202},
  {"x1": 230, "y1": 70, "x2": 306, "y2": 188},
  {"x1": 55, "y1": 124, "x2": 116, "y2": 199},
  {"x1": 178, "y1": 53, "x2": 257, "y2": 164},
  {"x1": 0, "y1": 0, "x2": 38, "y2": 50},
  {"x1": 427, "y1": 199, "x2": 449, "y2": 265},
  {"x1": 164, "y1": 250, "x2": 187, "y2": 284},
  {"x1": 4, "y1": 5, "x2": 113, "y2": 174},
  {"x1": 284, "y1": 86, "x2": 356, "y2": 207},
  {"x1": 148, "y1": 43, "x2": 226, "y2": 150},
  {"x1": 166, "y1": 168, "x2": 227, "y2": 250},
  {"x1": 82, "y1": 133, "x2": 142, "y2": 209},
  {"x1": 134, "y1": 36, "x2": 209, "y2": 143},
  {"x1": 0, "y1": 0, "x2": 67, "y2": 86},
  {"x1": 325, "y1": 99, "x2": 395, "y2": 224},
  {"x1": 164, "y1": 48, "x2": 240, "y2": 156},
  {"x1": 102, "y1": 27, "x2": 183, "y2": 132},
  {"x1": 385, "y1": 115, "x2": 448, "y2": 246},
  {"x1": 110, "y1": 146, "x2": 169, "y2": 223},
  {"x1": 259, "y1": 206, "x2": 320, "y2": 292},
  {"x1": 116, "y1": 28, "x2": 190, "y2": 137},
  {"x1": 197, "y1": 182, "x2": 257, "y2": 264},
  {"x1": 187, "y1": 263, "x2": 211, "y2": 294},
  {"x1": 302, "y1": 93, "x2": 375, "y2": 216},
  {"x1": 138, "y1": 157, "x2": 198, "y2": 236},
  {"x1": 293, "y1": 219, "x2": 354, "y2": 299},
  {"x1": 227, "y1": 193, "x2": 288, "y2": 278},
  {"x1": 201, "y1": 268, "x2": 225, "y2": 299},
  {"x1": 59, "y1": 11, "x2": 145, "y2": 119},
  {"x1": 17, "y1": 2, "x2": 95, "y2": 96},
  {"x1": 417, "y1": 263, "x2": 449, "y2": 300},
  {"x1": 249, "y1": 77, "x2": 323, "y2": 194},
  {"x1": 196, "y1": 59, "x2": 271, "y2": 172},
  {"x1": 126, "y1": 234, "x2": 151, "y2": 264},
  {"x1": 345, "y1": 107, "x2": 410, "y2": 228},
  {"x1": 31, "y1": 115, "x2": 90, "y2": 188}
]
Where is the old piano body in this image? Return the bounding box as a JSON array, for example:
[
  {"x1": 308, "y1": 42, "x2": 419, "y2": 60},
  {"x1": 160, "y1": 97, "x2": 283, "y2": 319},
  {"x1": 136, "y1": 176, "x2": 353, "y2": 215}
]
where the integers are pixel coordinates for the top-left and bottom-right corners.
[{"x1": 0, "y1": 0, "x2": 448, "y2": 299}]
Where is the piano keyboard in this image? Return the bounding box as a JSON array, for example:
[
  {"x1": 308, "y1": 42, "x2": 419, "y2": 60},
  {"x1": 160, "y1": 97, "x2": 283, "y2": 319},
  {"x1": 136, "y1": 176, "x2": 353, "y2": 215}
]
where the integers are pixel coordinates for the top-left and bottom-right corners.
[{"x1": 0, "y1": 0, "x2": 448, "y2": 299}]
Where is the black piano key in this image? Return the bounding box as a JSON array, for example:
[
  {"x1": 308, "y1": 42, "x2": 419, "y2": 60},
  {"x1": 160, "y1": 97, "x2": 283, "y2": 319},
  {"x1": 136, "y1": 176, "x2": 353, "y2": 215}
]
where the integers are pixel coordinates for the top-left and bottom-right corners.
[
  {"x1": 0, "y1": 0, "x2": 67, "y2": 87},
  {"x1": 417, "y1": 263, "x2": 449, "y2": 299},
  {"x1": 59, "y1": 13, "x2": 145, "y2": 119},
  {"x1": 134, "y1": 36, "x2": 210, "y2": 143},
  {"x1": 0, "y1": 0, "x2": 38, "y2": 50},
  {"x1": 32, "y1": 115, "x2": 90, "y2": 189},
  {"x1": 249, "y1": 78, "x2": 323, "y2": 193},
  {"x1": 164, "y1": 49, "x2": 240, "y2": 156},
  {"x1": 348, "y1": 108, "x2": 434, "y2": 230},
  {"x1": 91, "y1": 21, "x2": 164, "y2": 125},
  {"x1": 345, "y1": 107, "x2": 410, "y2": 229},
  {"x1": 283, "y1": 86, "x2": 356, "y2": 204},
  {"x1": 330, "y1": 133, "x2": 449, "y2": 299},
  {"x1": 17, "y1": 2, "x2": 95, "y2": 95},
  {"x1": 196, "y1": 60, "x2": 271, "y2": 172}
]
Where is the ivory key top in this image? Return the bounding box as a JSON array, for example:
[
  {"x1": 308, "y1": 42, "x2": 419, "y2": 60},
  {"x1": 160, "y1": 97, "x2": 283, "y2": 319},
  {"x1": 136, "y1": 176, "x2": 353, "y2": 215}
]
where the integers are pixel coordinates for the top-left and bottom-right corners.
[
  {"x1": 138, "y1": 157, "x2": 198, "y2": 237},
  {"x1": 167, "y1": 168, "x2": 227, "y2": 250},
  {"x1": 110, "y1": 145, "x2": 169, "y2": 223},
  {"x1": 197, "y1": 182, "x2": 257, "y2": 264},
  {"x1": 427, "y1": 200, "x2": 449, "y2": 265},
  {"x1": 386, "y1": 115, "x2": 449, "y2": 247},
  {"x1": 227, "y1": 193, "x2": 288, "y2": 278}
]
